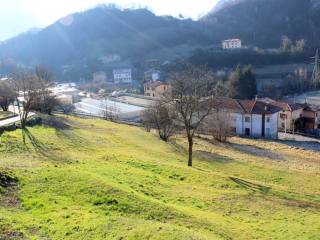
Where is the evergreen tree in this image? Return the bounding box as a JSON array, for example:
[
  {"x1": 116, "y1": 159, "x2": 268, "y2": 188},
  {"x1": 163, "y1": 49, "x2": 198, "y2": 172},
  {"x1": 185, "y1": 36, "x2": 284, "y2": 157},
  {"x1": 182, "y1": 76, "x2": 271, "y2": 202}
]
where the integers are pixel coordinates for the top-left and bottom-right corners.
[
  {"x1": 227, "y1": 65, "x2": 242, "y2": 99},
  {"x1": 241, "y1": 65, "x2": 257, "y2": 99},
  {"x1": 227, "y1": 65, "x2": 257, "y2": 99}
]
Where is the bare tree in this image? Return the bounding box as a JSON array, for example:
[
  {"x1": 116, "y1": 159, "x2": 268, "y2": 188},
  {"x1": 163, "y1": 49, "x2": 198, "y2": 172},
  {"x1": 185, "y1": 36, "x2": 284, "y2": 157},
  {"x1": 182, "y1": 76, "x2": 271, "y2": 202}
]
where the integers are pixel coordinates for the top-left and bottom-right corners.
[
  {"x1": 142, "y1": 100, "x2": 176, "y2": 142},
  {"x1": 13, "y1": 72, "x2": 39, "y2": 131},
  {"x1": 101, "y1": 98, "x2": 119, "y2": 121},
  {"x1": 203, "y1": 110, "x2": 231, "y2": 142},
  {"x1": 12, "y1": 68, "x2": 56, "y2": 143},
  {"x1": 0, "y1": 80, "x2": 16, "y2": 111},
  {"x1": 169, "y1": 64, "x2": 215, "y2": 167},
  {"x1": 31, "y1": 66, "x2": 60, "y2": 114}
]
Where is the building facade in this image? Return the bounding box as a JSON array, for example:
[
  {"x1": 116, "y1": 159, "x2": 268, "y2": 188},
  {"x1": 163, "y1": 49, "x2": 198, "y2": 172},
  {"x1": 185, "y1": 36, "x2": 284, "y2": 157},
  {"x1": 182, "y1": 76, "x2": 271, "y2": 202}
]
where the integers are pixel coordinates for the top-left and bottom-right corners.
[
  {"x1": 302, "y1": 105, "x2": 320, "y2": 131},
  {"x1": 213, "y1": 98, "x2": 281, "y2": 139},
  {"x1": 222, "y1": 39, "x2": 242, "y2": 49},
  {"x1": 113, "y1": 69, "x2": 132, "y2": 84},
  {"x1": 144, "y1": 70, "x2": 161, "y2": 82},
  {"x1": 144, "y1": 81, "x2": 171, "y2": 98}
]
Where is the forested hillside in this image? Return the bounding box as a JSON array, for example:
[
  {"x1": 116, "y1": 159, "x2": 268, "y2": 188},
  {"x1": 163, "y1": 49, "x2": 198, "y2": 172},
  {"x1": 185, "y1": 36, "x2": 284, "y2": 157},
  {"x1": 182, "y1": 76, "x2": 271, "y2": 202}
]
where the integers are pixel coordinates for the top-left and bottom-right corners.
[
  {"x1": 1, "y1": 1, "x2": 320, "y2": 81},
  {"x1": 203, "y1": 0, "x2": 320, "y2": 48}
]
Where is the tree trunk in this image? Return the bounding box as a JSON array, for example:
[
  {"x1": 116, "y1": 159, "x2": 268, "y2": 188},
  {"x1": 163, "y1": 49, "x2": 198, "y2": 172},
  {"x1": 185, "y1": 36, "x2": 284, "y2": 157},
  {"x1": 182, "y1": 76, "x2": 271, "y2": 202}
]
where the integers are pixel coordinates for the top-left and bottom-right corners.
[{"x1": 187, "y1": 136, "x2": 193, "y2": 167}]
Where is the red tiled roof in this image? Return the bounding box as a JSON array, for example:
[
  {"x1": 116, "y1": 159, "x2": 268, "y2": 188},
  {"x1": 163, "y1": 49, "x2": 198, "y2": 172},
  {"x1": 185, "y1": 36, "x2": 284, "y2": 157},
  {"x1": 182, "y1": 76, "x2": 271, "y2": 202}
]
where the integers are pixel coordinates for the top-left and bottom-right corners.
[
  {"x1": 257, "y1": 98, "x2": 304, "y2": 112},
  {"x1": 213, "y1": 97, "x2": 282, "y2": 115},
  {"x1": 213, "y1": 97, "x2": 244, "y2": 113}
]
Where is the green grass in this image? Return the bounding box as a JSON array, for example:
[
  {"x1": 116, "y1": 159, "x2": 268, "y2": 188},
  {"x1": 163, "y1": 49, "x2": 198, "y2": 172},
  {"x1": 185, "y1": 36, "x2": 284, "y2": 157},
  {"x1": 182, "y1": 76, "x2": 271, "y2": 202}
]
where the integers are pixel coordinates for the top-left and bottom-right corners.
[{"x1": 0, "y1": 116, "x2": 319, "y2": 239}]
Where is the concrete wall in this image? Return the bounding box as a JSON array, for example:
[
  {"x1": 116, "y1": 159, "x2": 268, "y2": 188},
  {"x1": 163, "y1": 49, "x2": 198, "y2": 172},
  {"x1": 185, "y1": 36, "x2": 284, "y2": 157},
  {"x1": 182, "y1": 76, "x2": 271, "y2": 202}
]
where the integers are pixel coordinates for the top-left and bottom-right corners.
[{"x1": 265, "y1": 113, "x2": 279, "y2": 139}]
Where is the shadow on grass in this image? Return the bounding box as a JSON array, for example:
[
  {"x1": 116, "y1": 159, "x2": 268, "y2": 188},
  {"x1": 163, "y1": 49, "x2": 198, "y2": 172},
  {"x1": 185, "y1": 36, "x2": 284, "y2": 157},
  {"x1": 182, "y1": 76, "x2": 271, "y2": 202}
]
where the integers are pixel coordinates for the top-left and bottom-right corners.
[
  {"x1": 195, "y1": 150, "x2": 233, "y2": 164},
  {"x1": 230, "y1": 177, "x2": 271, "y2": 194},
  {"x1": 22, "y1": 128, "x2": 70, "y2": 163},
  {"x1": 230, "y1": 177, "x2": 320, "y2": 209},
  {"x1": 42, "y1": 115, "x2": 87, "y2": 148}
]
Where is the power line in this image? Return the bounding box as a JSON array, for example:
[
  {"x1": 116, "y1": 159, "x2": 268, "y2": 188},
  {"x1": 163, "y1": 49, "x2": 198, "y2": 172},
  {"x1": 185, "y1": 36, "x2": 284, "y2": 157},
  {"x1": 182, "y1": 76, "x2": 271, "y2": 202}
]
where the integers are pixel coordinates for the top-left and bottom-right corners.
[{"x1": 311, "y1": 49, "x2": 320, "y2": 88}]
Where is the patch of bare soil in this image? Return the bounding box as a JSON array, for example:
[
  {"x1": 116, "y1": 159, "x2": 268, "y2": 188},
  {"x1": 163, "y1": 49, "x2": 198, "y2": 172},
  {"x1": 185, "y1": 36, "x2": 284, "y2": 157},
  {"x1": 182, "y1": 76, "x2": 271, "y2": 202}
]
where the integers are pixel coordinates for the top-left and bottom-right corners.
[
  {"x1": 0, "y1": 171, "x2": 20, "y2": 208},
  {"x1": 0, "y1": 225, "x2": 24, "y2": 240},
  {"x1": 0, "y1": 172, "x2": 23, "y2": 240}
]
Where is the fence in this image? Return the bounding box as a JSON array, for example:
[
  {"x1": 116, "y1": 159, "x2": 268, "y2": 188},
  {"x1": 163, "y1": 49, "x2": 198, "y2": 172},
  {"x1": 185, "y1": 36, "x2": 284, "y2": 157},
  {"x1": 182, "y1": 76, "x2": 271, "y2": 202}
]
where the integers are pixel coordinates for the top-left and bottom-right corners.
[{"x1": 54, "y1": 110, "x2": 142, "y2": 127}]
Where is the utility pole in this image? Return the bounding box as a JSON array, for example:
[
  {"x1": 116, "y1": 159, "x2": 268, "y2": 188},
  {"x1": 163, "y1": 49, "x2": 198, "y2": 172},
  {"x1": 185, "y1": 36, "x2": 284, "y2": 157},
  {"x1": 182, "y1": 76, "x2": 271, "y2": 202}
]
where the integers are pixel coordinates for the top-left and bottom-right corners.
[{"x1": 311, "y1": 49, "x2": 320, "y2": 89}]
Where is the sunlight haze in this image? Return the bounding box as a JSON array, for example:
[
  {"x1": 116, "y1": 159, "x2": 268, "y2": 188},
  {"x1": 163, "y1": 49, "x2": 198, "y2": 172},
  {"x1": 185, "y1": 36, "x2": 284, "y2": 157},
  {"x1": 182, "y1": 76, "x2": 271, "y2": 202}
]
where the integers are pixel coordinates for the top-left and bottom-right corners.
[{"x1": 0, "y1": 0, "x2": 219, "y2": 41}]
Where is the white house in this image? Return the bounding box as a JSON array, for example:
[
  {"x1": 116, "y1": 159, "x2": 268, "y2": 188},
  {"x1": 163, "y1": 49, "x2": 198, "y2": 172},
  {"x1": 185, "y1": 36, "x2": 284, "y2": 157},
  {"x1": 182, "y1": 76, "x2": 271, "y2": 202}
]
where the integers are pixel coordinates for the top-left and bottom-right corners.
[
  {"x1": 213, "y1": 98, "x2": 282, "y2": 139},
  {"x1": 99, "y1": 54, "x2": 121, "y2": 64},
  {"x1": 222, "y1": 39, "x2": 242, "y2": 49},
  {"x1": 256, "y1": 98, "x2": 305, "y2": 132},
  {"x1": 113, "y1": 69, "x2": 132, "y2": 84},
  {"x1": 144, "y1": 69, "x2": 161, "y2": 82}
]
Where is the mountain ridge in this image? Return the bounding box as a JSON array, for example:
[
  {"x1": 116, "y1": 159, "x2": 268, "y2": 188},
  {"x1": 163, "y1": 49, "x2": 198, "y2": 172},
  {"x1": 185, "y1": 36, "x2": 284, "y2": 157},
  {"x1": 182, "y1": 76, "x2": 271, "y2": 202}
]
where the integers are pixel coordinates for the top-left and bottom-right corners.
[{"x1": 1, "y1": 1, "x2": 320, "y2": 81}]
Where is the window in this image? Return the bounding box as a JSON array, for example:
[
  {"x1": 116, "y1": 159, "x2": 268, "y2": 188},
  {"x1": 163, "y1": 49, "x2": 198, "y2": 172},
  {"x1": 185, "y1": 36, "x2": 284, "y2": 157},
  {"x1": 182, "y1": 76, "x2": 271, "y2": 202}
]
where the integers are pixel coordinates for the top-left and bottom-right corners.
[
  {"x1": 245, "y1": 117, "x2": 251, "y2": 123},
  {"x1": 266, "y1": 117, "x2": 271, "y2": 123},
  {"x1": 280, "y1": 113, "x2": 287, "y2": 120},
  {"x1": 281, "y1": 123, "x2": 285, "y2": 128}
]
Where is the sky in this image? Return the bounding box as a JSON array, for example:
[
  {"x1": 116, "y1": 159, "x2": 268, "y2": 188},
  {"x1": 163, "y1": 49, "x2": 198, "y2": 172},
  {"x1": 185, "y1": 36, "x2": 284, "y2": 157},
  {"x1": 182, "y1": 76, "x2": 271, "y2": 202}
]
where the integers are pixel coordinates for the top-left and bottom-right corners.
[{"x1": 0, "y1": 0, "x2": 219, "y2": 41}]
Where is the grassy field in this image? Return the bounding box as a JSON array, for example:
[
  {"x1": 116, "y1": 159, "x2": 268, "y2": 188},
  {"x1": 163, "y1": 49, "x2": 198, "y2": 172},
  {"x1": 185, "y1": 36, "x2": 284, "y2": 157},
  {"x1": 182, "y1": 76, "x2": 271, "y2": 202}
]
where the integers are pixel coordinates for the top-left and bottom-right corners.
[{"x1": 0, "y1": 116, "x2": 319, "y2": 239}]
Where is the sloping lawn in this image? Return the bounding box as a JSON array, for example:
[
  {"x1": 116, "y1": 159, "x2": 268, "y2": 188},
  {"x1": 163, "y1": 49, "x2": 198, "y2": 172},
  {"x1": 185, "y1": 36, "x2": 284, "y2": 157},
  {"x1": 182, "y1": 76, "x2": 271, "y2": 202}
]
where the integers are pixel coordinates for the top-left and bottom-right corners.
[{"x1": 0, "y1": 116, "x2": 319, "y2": 239}]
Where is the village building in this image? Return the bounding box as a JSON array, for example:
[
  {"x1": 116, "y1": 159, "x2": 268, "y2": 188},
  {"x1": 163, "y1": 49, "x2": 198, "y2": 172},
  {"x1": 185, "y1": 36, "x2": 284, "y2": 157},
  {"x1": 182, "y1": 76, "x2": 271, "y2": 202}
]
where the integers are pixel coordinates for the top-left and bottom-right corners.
[
  {"x1": 222, "y1": 39, "x2": 242, "y2": 49},
  {"x1": 99, "y1": 54, "x2": 121, "y2": 64},
  {"x1": 257, "y1": 98, "x2": 305, "y2": 132},
  {"x1": 302, "y1": 105, "x2": 320, "y2": 132},
  {"x1": 113, "y1": 69, "x2": 132, "y2": 84},
  {"x1": 144, "y1": 81, "x2": 171, "y2": 98},
  {"x1": 213, "y1": 98, "x2": 282, "y2": 139},
  {"x1": 144, "y1": 69, "x2": 161, "y2": 82}
]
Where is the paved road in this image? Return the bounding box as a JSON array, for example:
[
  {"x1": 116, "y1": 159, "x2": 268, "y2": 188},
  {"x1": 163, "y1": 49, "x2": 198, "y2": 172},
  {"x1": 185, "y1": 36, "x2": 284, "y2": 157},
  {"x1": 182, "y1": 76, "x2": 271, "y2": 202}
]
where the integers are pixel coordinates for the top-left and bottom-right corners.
[
  {"x1": 0, "y1": 113, "x2": 35, "y2": 127},
  {"x1": 278, "y1": 132, "x2": 320, "y2": 143}
]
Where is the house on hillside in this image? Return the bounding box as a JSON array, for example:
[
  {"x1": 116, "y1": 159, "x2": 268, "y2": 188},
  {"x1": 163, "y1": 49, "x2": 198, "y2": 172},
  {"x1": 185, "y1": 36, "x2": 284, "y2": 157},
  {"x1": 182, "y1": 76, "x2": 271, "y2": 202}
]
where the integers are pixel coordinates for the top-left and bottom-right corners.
[
  {"x1": 222, "y1": 39, "x2": 242, "y2": 49},
  {"x1": 213, "y1": 98, "x2": 282, "y2": 139},
  {"x1": 144, "y1": 81, "x2": 171, "y2": 98},
  {"x1": 302, "y1": 105, "x2": 320, "y2": 133},
  {"x1": 113, "y1": 69, "x2": 132, "y2": 84},
  {"x1": 257, "y1": 98, "x2": 305, "y2": 132},
  {"x1": 144, "y1": 69, "x2": 161, "y2": 82}
]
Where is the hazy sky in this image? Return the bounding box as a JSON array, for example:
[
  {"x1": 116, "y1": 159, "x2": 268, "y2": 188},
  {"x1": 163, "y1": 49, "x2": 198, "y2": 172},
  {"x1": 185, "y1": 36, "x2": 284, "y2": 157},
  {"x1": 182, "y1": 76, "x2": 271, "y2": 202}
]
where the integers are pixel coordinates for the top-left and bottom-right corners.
[{"x1": 0, "y1": 0, "x2": 219, "y2": 41}]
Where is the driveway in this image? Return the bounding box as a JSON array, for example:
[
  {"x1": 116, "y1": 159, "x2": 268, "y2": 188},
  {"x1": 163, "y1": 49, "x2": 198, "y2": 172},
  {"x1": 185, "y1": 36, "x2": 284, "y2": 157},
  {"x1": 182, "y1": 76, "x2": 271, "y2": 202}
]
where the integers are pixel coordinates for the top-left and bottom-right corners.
[
  {"x1": 278, "y1": 132, "x2": 320, "y2": 143},
  {"x1": 0, "y1": 113, "x2": 36, "y2": 127}
]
